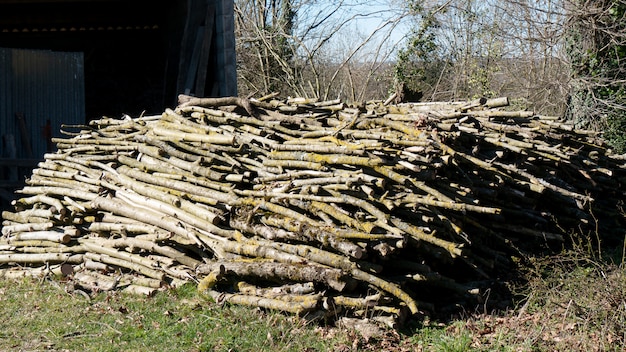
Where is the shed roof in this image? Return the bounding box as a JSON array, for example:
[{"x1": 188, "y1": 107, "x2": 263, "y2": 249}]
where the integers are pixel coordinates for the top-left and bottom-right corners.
[{"x1": 0, "y1": 0, "x2": 167, "y2": 32}]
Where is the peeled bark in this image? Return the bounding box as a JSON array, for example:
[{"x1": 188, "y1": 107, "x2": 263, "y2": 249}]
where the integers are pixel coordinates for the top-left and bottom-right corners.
[
  {"x1": 197, "y1": 261, "x2": 353, "y2": 292},
  {"x1": 205, "y1": 289, "x2": 318, "y2": 315}
]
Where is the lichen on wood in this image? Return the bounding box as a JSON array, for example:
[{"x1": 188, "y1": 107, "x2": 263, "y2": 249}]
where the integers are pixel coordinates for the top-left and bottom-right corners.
[{"x1": 1, "y1": 94, "x2": 624, "y2": 328}]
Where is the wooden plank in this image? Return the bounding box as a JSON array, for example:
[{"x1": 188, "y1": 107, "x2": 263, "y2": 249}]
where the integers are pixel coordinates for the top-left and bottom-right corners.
[
  {"x1": 176, "y1": 0, "x2": 207, "y2": 96},
  {"x1": 194, "y1": 5, "x2": 216, "y2": 97},
  {"x1": 183, "y1": 26, "x2": 205, "y2": 95},
  {"x1": 174, "y1": 0, "x2": 237, "y2": 98}
]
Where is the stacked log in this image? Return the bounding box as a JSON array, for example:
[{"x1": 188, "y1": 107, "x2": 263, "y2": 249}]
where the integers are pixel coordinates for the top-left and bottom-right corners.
[{"x1": 1, "y1": 94, "x2": 625, "y2": 326}]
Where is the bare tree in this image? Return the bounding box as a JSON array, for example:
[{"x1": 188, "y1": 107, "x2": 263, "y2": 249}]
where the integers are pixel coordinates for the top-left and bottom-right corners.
[
  {"x1": 235, "y1": 0, "x2": 297, "y2": 95},
  {"x1": 235, "y1": 0, "x2": 626, "y2": 152},
  {"x1": 493, "y1": 0, "x2": 569, "y2": 115},
  {"x1": 395, "y1": 0, "x2": 570, "y2": 113},
  {"x1": 235, "y1": 0, "x2": 411, "y2": 101}
]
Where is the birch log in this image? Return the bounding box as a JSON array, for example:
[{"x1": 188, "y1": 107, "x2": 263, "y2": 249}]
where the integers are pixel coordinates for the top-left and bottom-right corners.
[{"x1": 1, "y1": 94, "x2": 624, "y2": 327}]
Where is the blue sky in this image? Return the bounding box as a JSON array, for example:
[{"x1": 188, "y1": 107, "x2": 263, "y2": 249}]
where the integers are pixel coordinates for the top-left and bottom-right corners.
[{"x1": 296, "y1": 1, "x2": 412, "y2": 61}]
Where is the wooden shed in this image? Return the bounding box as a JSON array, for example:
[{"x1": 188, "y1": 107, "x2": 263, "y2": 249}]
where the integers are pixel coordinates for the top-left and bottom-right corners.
[{"x1": 0, "y1": 0, "x2": 237, "y2": 204}]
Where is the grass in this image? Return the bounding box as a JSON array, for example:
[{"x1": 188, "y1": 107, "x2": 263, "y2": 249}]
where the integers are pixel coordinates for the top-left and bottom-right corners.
[
  {"x1": 0, "y1": 279, "x2": 354, "y2": 351},
  {"x1": 1, "y1": 250, "x2": 625, "y2": 351}
]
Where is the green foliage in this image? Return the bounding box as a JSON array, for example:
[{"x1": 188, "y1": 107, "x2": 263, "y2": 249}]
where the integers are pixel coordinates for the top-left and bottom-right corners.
[
  {"x1": 263, "y1": 0, "x2": 296, "y2": 92},
  {"x1": 393, "y1": 1, "x2": 444, "y2": 97},
  {"x1": 275, "y1": 0, "x2": 296, "y2": 63},
  {"x1": 604, "y1": 102, "x2": 626, "y2": 152},
  {"x1": 466, "y1": 57, "x2": 499, "y2": 100},
  {"x1": 394, "y1": 1, "x2": 504, "y2": 101},
  {"x1": 566, "y1": 0, "x2": 626, "y2": 153}
]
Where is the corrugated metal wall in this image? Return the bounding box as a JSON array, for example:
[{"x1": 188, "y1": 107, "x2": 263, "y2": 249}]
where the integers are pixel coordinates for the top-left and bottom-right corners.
[{"x1": 0, "y1": 47, "x2": 85, "y2": 161}]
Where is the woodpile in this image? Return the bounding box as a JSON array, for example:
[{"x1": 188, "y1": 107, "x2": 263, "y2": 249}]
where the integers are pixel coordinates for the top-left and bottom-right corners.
[{"x1": 1, "y1": 94, "x2": 625, "y2": 326}]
